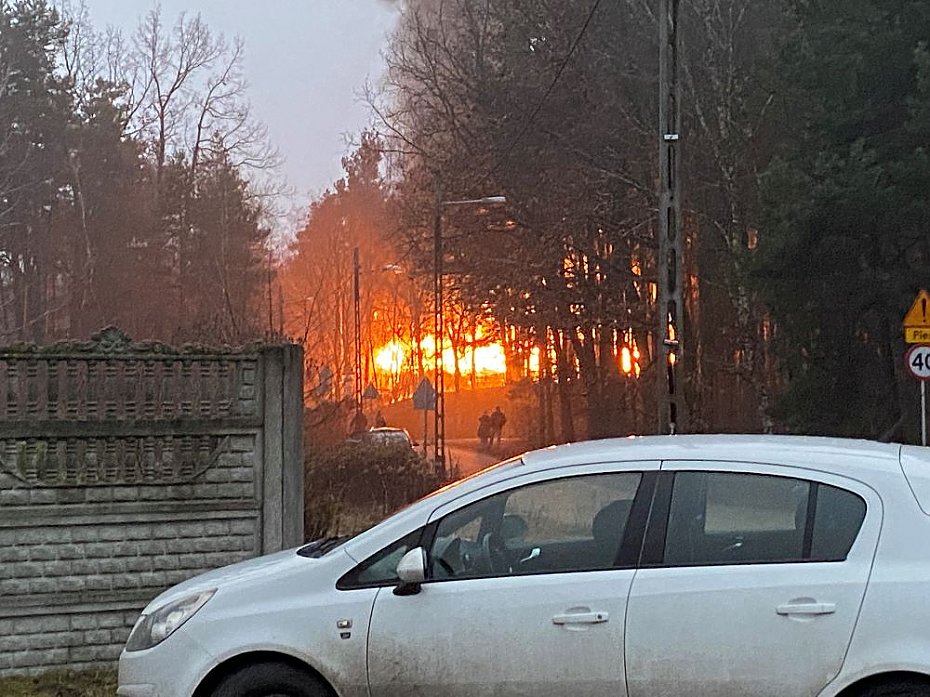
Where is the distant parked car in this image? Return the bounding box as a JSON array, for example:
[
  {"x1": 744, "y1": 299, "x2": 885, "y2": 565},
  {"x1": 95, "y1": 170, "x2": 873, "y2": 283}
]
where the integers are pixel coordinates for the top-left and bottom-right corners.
[
  {"x1": 119, "y1": 435, "x2": 930, "y2": 697},
  {"x1": 347, "y1": 426, "x2": 416, "y2": 449}
]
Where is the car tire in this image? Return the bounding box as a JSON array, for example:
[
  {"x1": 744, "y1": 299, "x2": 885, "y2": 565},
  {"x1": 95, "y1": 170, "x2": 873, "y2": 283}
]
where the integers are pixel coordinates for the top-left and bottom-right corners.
[
  {"x1": 211, "y1": 661, "x2": 329, "y2": 697},
  {"x1": 859, "y1": 681, "x2": 930, "y2": 697}
]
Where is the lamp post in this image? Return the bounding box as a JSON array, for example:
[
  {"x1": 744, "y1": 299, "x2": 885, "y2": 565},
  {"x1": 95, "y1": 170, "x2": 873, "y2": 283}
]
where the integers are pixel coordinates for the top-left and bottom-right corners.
[{"x1": 432, "y1": 195, "x2": 507, "y2": 472}]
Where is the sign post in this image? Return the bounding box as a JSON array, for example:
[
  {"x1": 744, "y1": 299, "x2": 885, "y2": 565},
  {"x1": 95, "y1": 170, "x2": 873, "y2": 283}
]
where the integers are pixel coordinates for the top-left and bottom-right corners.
[
  {"x1": 412, "y1": 377, "x2": 437, "y2": 459},
  {"x1": 904, "y1": 291, "x2": 930, "y2": 446},
  {"x1": 905, "y1": 345, "x2": 930, "y2": 446}
]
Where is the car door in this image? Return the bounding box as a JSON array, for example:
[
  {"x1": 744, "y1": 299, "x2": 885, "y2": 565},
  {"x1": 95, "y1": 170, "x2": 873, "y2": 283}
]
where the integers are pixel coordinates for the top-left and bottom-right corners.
[
  {"x1": 625, "y1": 461, "x2": 881, "y2": 697},
  {"x1": 366, "y1": 462, "x2": 658, "y2": 697}
]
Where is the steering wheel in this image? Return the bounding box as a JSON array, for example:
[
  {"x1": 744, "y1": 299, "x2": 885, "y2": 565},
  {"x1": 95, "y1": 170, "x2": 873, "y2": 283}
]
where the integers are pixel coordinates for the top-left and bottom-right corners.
[
  {"x1": 437, "y1": 555, "x2": 456, "y2": 576},
  {"x1": 481, "y1": 533, "x2": 510, "y2": 575},
  {"x1": 432, "y1": 537, "x2": 462, "y2": 578}
]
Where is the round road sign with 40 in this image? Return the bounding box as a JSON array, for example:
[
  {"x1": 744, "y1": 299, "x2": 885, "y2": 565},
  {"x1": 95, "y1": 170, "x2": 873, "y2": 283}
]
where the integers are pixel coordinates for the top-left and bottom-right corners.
[{"x1": 905, "y1": 344, "x2": 930, "y2": 381}]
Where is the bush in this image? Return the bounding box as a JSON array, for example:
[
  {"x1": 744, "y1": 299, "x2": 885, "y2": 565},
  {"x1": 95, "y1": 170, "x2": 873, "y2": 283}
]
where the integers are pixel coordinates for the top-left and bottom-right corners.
[{"x1": 304, "y1": 443, "x2": 445, "y2": 539}]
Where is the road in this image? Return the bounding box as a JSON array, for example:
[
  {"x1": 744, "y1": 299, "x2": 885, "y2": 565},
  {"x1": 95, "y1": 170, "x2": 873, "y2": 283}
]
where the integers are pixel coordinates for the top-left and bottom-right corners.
[{"x1": 445, "y1": 438, "x2": 526, "y2": 479}]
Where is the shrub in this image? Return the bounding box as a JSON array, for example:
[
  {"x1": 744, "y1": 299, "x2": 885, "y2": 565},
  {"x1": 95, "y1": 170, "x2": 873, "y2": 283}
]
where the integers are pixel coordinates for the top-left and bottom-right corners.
[{"x1": 304, "y1": 443, "x2": 445, "y2": 539}]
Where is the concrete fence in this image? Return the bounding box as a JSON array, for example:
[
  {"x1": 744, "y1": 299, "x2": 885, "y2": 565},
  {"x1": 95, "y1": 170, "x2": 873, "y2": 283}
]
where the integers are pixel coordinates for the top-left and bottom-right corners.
[{"x1": 0, "y1": 328, "x2": 303, "y2": 674}]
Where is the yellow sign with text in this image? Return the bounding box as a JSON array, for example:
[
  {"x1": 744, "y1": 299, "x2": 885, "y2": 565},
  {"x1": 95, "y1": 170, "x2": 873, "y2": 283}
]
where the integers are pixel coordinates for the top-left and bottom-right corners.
[
  {"x1": 906, "y1": 327, "x2": 930, "y2": 343},
  {"x1": 903, "y1": 289, "x2": 930, "y2": 344}
]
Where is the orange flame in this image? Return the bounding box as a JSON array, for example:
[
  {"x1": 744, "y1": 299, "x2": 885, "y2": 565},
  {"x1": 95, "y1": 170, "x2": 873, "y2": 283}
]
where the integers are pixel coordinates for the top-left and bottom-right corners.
[{"x1": 376, "y1": 335, "x2": 508, "y2": 377}]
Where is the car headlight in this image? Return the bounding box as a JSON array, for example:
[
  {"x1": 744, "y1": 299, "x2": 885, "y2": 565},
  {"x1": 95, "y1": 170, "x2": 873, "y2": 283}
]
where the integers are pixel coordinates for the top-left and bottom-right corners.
[{"x1": 125, "y1": 590, "x2": 215, "y2": 652}]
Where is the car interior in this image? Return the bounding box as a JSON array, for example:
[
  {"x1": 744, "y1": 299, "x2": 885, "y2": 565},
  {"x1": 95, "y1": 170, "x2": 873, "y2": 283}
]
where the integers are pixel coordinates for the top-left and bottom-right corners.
[{"x1": 429, "y1": 494, "x2": 634, "y2": 579}]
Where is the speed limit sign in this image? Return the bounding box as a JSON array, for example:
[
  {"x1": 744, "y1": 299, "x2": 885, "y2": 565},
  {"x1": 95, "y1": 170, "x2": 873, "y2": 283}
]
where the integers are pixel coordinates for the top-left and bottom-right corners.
[{"x1": 905, "y1": 345, "x2": 930, "y2": 381}]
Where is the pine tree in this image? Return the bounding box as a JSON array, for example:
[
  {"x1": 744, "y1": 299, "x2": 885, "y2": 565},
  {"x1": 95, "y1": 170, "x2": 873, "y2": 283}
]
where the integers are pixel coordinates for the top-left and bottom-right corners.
[
  {"x1": 754, "y1": 0, "x2": 930, "y2": 438},
  {"x1": 0, "y1": 0, "x2": 71, "y2": 341}
]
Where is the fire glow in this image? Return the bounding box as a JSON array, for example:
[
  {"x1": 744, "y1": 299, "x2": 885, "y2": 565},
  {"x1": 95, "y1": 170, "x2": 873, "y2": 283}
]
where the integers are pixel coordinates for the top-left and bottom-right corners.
[
  {"x1": 374, "y1": 340, "x2": 406, "y2": 375},
  {"x1": 374, "y1": 328, "x2": 643, "y2": 382},
  {"x1": 374, "y1": 335, "x2": 508, "y2": 377}
]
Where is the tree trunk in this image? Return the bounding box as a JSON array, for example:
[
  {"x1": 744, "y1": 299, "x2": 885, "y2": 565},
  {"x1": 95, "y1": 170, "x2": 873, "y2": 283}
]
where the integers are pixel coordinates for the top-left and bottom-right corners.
[
  {"x1": 553, "y1": 329, "x2": 577, "y2": 442},
  {"x1": 572, "y1": 329, "x2": 606, "y2": 439},
  {"x1": 540, "y1": 332, "x2": 556, "y2": 443}
]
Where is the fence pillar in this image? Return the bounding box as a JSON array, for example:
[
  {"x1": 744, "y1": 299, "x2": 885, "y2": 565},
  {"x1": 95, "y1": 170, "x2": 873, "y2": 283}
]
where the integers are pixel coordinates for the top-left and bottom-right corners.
[{"x1": 261, "y1": 345, "x2": 305, "y2": 552}]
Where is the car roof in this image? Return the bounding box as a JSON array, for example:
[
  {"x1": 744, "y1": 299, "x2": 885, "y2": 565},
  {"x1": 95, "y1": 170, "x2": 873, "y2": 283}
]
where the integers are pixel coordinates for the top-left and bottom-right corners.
[
  {"x1": 343, "y1": 435, "x2": 905, "y2": 562},
  {"x1": 519, "y1": 434, "x2": 902, "y2": 476}
]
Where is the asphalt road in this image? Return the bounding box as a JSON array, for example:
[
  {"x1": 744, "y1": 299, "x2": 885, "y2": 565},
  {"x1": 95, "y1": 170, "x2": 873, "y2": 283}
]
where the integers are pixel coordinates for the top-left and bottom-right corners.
[{"x1": 445, "y1": 438, "x2": 526, "y2": 479}]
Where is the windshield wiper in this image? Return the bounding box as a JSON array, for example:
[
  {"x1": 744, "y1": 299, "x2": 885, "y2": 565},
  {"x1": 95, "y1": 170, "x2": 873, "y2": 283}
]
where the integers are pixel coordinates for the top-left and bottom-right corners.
[{"x1": 297, "y1": 536, "x2": 350, "y2": 558}]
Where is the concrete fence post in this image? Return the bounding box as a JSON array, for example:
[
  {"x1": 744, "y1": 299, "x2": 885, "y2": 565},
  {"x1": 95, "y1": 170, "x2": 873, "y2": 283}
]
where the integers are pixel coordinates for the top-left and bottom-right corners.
[
  {"x1": 261, "y1": 345, "x2": 304, "y2": 553},
  {"x1": 282, "y1": 344, "x2": 305, "y2": 548}
]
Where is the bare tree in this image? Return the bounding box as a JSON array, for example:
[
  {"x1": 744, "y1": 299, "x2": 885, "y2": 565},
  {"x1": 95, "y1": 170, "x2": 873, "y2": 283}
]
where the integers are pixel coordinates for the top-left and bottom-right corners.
[
  {"x1": 616, "y1": 0, "x2": 787, "y2": 430},
  {"x1": 372, "y1": 0, "x2": 663, "y2": 439},
  {"x1": 370, "y1": 0, "x2": 792, "y2": 439},
  {"x1": 127, "y1": 7, "x2": 278, "y2": 183},
  {"x1": 681, "y1": 0, "x2": 786, "y2": 430},
  {"x1": 132, "y1": 9, "x2": 224, "y2": 181}
]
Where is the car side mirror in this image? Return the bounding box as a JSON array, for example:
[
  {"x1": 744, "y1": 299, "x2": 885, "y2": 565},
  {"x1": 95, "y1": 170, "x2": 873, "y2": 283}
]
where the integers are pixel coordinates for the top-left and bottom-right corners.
[{"x1": 394, "y1": 547, "x2": 426, "y2": 596}]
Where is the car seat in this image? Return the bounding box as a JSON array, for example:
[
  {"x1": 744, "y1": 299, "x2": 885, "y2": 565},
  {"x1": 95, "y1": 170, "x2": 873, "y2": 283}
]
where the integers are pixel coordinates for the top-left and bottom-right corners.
[{"x1": 591, "y1": 499, "x2": 632, "y2": 567}]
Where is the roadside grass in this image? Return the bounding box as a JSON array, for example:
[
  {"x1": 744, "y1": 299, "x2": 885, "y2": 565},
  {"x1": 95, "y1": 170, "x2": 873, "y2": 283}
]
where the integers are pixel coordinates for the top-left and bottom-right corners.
[{"x1": 0, "y1": 669, "x2": 116, "y2": 697}]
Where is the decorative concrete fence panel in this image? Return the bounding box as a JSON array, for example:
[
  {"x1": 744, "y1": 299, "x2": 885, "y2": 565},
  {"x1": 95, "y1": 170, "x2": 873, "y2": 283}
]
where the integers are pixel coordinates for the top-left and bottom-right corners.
[{"x1": 0, "y1": 328, "x2": 303, "y2": 674}]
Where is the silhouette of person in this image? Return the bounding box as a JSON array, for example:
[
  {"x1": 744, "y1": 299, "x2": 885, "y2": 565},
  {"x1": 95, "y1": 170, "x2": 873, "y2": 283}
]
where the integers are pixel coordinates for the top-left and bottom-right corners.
[
  {"x1": 489, "y1": 406, "x2": 507, "y2": 446},
  {"x1": 478, "y1": 411, "x2": 491, "y2": 450}
]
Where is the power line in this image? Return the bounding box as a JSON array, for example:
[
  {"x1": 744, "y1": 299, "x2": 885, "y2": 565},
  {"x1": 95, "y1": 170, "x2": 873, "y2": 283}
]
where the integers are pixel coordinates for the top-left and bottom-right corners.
[{"x1": 484, "y1": 0, "x2": 605, "y2": 182}]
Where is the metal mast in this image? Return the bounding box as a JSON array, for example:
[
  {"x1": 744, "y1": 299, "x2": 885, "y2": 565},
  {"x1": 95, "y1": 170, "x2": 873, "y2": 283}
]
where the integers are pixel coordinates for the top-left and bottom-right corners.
[
  {"x1": 657, "y1": 0, "x2": 684, "y2": 434},
  {"x1": 353, "y1": 247, "x2": 363, "y2": 416}
]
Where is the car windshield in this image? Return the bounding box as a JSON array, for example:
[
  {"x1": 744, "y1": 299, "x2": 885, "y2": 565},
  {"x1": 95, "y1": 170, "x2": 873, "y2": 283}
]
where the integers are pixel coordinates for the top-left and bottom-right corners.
[
  {"x1": 299, "y1": 455, "x2": 526, "y2": 557},
  {"x1": 369, "y1": 431, "x2": 408, "y2": 444}
]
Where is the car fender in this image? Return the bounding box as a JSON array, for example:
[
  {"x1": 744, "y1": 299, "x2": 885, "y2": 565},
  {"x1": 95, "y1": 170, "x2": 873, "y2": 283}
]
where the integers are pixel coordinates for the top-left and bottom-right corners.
[
  {"x1": 819, "y1": 654, "x2": 930, "y2": 697},
  {"x1": 193, "y1": 640, "x2": 366, "y2": 697}
]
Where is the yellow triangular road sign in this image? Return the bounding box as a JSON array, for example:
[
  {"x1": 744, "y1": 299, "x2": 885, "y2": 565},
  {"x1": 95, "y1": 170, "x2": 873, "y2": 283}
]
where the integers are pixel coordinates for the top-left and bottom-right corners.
[
  {"x1": 904, "y1": 290, "x2": 930, "y2": 327},
  {"x1": 904, "y1": 289, "x2": 930, "y2": 343}
]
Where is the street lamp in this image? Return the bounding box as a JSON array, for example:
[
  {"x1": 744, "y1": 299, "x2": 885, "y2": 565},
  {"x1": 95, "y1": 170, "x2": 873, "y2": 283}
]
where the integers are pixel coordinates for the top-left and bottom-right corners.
[{"x1": 433, "y1": 194, "x2": 507, "y2": 472}]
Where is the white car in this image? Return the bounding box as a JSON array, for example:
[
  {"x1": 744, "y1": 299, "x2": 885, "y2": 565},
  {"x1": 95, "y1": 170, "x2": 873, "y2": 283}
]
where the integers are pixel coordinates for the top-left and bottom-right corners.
[
  {"x1": 348, "y1": 427, "x2": 416, "y2": 449},
  {"x1": 119, "y1": 435, "x2": 930, "y2": 697}
]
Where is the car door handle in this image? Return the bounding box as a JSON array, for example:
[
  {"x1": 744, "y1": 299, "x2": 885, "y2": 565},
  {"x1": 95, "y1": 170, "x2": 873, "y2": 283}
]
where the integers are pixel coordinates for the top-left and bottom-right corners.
[
  {"x1": 552, "y1": 611, "x2": 609, "y2": 625},
  {"x1": 776, "y1": 602, "x2": 836, "y2": 616}
]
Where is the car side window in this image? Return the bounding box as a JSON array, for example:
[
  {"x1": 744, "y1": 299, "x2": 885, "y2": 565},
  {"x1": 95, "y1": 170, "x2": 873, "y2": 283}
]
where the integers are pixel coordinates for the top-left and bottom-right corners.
[
  {"x1": 663, "y1": 471, "x2": 866, "y2": 566},
  {"x1": 810, "y1": 484, "x2": 866, "y2": 561},
  {"x1": 337, "y1": 530, "x2": 422, "y2": 589},
  {"x1": 428, "y1": 472, "x2": 642, "y2": 581}
]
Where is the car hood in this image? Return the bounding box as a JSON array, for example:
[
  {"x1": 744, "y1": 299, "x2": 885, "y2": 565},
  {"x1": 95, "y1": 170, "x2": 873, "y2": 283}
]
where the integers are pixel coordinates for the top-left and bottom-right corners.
[{"x1": 142, "y1": 547, "x2": 322, "y2": 612}]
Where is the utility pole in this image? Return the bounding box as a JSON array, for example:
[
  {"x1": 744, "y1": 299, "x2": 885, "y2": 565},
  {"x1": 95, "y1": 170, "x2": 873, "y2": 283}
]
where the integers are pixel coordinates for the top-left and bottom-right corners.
[
  {"x1": 353, "y1": 247, "x2": 363, "y2": 416},
  {"x1": 657, "y1": 0, "x2": 684, "y2": 434}
]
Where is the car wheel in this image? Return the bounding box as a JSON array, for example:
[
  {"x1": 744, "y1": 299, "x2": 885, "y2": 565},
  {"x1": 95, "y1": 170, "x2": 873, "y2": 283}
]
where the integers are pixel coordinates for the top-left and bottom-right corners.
[
  {"x1": 211, "y1": 661, "x2": 329, "y2": 697},
  {"x1": 859, "y1": 681, "x2": 930, "y2": 697}
]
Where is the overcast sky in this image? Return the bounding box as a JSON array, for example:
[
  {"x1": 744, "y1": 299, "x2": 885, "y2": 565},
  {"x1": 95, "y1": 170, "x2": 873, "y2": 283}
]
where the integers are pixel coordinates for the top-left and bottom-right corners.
[{"x1": 79, "y1": 0, "x2": 398, "y2": 219}]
